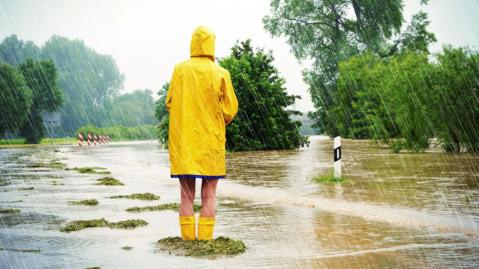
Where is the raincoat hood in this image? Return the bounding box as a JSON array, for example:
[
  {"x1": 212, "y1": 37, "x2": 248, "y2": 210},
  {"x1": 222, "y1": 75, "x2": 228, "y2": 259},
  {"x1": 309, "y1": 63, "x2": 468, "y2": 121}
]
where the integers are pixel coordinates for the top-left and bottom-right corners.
[{"x1": 190, "y1": 26, "x2": 215, "y2": 59}]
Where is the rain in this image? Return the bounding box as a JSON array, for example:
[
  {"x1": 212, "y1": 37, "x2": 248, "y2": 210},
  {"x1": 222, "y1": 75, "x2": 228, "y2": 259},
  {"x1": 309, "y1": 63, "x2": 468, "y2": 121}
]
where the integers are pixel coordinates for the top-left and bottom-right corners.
[{"x1": 0, "y1": 0, "x2": 478, "y2": 268}]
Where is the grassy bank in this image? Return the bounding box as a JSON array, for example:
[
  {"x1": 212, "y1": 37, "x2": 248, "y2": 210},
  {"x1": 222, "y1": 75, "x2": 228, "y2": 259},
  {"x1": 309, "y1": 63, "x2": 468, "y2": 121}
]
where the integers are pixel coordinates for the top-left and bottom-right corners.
[
  {"x1": 1, "y1": 135, "x2": 156, "y2": 148},
  {"x1": 0, "y1": 124, "x2": 157, "y2": 148},
  {"x1": 0, "y1": 137, "x2": 75, "y2": 147}
]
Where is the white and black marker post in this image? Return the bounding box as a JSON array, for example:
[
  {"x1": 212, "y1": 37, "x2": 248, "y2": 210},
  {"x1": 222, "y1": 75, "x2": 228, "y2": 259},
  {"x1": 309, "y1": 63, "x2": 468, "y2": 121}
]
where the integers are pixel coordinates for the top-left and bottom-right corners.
[{"x1": 334, "y1": 136, "x2": 341, "y2": 178}]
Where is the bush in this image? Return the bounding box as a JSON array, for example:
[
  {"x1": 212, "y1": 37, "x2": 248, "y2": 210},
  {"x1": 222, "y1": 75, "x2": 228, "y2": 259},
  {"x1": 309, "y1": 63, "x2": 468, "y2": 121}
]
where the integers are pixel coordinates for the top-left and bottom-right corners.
[{"x1": 391, "y1": 139, "x2": 405, "y2": 154}]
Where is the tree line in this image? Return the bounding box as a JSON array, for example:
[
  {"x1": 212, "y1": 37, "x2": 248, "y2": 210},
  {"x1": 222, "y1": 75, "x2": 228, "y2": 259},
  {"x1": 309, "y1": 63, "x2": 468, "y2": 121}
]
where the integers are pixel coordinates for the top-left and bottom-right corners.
[
  {"x1": 335, "y1": 47, "x2": 478, "y2": 152},
  {"x1": 156, "y1": 40, "x2": 308, "y2": 151},
  {"x1": 0, "y1": 35, "x2": 157, "y2": 142},
  {"x1": 263, "y1": 0, "x2": 478, "y2": 152},
  {"x1": 2, "y1": 35, "x2": 306, "y2": 149}
]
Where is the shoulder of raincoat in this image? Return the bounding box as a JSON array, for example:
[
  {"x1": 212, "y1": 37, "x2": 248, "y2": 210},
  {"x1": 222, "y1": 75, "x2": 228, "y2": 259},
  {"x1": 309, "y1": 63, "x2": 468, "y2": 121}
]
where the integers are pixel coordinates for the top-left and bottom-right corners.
[{"x1": 166, "y1": 26, "x2": 238, "y2": 179}]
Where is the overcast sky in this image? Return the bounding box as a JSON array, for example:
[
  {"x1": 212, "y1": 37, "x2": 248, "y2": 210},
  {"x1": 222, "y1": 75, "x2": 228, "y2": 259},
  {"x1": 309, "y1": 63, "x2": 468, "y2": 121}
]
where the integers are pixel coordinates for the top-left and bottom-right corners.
[{"x1": 1, "y1": 0, "x2": 478, "y2": 112}]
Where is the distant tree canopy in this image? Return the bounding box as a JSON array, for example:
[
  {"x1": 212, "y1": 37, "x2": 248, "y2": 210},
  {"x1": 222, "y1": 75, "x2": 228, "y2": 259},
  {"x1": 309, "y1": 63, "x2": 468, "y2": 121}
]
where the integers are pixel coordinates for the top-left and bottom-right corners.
[
  {"x1": 263, "y1": 0, "x2": 436, "y2": 136},
  {"x1": 41, "y1": 35, "x2": 124, "y2": 133},
  {"x1": 102, "y1": 89, "x2": 157, "y2": 127},
  {"x1": 0, "y1": 35, "x2": 157, "y2": 138},
  {"x1": 0, "y1": 35, "x2": 40, "y2": 66},
  {"x1": 157, "y1": 40, "x2": 308, "y2": 151}
]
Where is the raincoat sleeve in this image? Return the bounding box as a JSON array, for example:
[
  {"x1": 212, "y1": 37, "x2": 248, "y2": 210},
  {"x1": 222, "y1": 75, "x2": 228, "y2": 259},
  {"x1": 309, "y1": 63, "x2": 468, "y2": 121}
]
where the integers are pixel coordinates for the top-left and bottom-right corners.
[
  {"x1": 165, "y1": 67, "x2": 177, "y2": 113},
  {"x1": 221, "y1": 71, "x2": 239, "y2": 125}
]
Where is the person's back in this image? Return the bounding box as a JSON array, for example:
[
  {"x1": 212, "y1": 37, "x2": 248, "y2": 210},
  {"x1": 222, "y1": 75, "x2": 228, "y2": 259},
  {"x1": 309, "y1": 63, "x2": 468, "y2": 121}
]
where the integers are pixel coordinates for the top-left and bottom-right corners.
[{"x1": 166, "y1": 26, "x2": 238, "y2": 241}]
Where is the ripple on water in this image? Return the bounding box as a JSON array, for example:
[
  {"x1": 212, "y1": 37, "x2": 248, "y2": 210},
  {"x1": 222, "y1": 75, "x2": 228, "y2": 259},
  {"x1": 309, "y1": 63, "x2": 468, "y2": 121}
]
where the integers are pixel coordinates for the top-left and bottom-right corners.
[
  {"x1": 0, "y1": 231, "x2": 111, "y2": 250},
  {"x1": 0, "y1": 231, "x2": 113, "y2": 269},
  {"x1": 0, "y1": 212, "x2": 63, "y2": 228}
]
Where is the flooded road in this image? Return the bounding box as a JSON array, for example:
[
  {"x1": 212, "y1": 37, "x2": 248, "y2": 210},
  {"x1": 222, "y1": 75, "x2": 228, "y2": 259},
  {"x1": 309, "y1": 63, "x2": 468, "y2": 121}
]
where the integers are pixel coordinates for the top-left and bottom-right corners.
[{"x1": 0, "y1": 136, "x2": 478, "y2": 268}]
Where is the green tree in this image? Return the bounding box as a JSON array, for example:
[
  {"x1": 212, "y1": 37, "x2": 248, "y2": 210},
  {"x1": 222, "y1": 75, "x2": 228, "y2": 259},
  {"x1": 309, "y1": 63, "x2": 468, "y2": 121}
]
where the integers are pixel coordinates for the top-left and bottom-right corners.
[
  {"x1": 335, "y1": 52, "x2": 394, "y2": 140},
  {"x1": 155, "y1": 83, "x2": 169, "y2": 145},
  {"x1": 344, "y1": 47, "x2": 479, "y2": 153},
  {"x1": 263, "y1": 0, "x2": 435, "y2": 135},
  {"x1": 431, "y1": 47, "x2": 479, "y2": 152},
  {"x1": 0, "y1": 35, "x2": 125, "y2": 135},
  {"x1": 41, "y1": 35, "x2": 124, "y2": 134},
  {"x1": 18, "y1": 59, "x2": 63, "y2": 143},
  {"x1": 0, "y1": 61, "x2": 32, "y2": 136},
  {"x1": 219, "y1": 40, "x2": 307, "y2": 151},
  {"x1": 156, "y1": 41, "x2": 307, "y2": 151},
  {"x1": 383, "y1": 52, "x2": 434, "y2": 150},
  {"x1": 103, "y1": 89, "x2": 157, "y2": 126}
]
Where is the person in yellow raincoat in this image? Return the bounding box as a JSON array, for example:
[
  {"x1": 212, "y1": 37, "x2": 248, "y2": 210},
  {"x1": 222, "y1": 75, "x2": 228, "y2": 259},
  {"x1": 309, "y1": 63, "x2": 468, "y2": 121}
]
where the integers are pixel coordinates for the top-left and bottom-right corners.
[{"x1": 166, "y1": 26, "x2": 238, "y2": 240}]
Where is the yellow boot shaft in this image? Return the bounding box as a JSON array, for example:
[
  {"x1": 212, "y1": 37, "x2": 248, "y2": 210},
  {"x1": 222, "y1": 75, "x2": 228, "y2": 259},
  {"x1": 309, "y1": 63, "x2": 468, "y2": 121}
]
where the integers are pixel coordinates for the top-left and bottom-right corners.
[
  {"x1": 198, "y1": 217, "x2": 215, "y2": 240},
  {"x1": 179, "y1": 216, "x2": 195, "y2": 240}
]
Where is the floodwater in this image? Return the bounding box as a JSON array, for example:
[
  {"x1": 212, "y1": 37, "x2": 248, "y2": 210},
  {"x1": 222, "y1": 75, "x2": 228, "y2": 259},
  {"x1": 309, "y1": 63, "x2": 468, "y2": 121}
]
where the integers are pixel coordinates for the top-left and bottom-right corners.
[{"x1": 0, "y1": 136, "x2": 478, "y2": 268}]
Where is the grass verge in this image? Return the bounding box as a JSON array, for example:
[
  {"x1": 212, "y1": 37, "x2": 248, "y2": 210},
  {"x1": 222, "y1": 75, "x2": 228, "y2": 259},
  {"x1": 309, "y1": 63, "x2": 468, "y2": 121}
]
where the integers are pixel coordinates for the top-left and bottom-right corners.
[{"x1": 0, "y1": 138, "x2": 75, "y2": 146}]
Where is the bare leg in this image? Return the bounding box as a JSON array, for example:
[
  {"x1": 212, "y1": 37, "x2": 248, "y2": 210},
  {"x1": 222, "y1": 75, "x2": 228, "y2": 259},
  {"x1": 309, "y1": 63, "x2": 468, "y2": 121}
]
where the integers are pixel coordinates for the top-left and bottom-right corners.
[
  {"x1": 200, "y1": 179, "x2": 218, "y2": 218},
  {"x1": 179, "y1": 179, "x2": 196, "y2": 216}
]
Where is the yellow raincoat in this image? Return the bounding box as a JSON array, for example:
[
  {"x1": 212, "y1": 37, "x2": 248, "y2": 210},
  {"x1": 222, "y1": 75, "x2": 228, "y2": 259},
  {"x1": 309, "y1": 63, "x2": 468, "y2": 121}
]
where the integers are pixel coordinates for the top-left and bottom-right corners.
[{"x1": 166, "y1": 26, "x2": 238, "y2": 179}]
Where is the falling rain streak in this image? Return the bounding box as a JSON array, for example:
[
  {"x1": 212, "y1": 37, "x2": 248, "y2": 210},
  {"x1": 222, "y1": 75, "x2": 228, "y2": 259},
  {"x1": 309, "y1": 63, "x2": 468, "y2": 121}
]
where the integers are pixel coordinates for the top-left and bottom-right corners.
[{"x1": 0, "y1": 0, "x2": 479, "y2": 268}]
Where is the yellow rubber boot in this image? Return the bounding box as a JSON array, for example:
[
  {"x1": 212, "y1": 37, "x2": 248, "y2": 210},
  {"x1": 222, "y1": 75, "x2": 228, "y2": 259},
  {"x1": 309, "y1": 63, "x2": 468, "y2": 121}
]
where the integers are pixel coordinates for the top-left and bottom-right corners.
[
  {"x1": 179, "y1": 216, "x2": 195, "y2": 240},
  {"x1": 197, "y1": 217, "x2": 215, "y2": 240}
]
